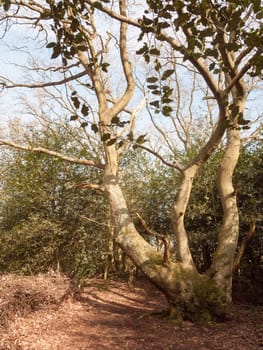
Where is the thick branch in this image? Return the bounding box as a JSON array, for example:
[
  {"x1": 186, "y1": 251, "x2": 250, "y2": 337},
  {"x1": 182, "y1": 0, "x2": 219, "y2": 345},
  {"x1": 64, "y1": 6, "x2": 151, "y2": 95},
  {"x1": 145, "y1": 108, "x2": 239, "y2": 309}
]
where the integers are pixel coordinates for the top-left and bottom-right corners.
[
  {"x1": 108, "y1": 0, "x2": 135, "y2": 119},
  {"x1": 0, "y1": 139, "x2": 105, "y2": 169}
]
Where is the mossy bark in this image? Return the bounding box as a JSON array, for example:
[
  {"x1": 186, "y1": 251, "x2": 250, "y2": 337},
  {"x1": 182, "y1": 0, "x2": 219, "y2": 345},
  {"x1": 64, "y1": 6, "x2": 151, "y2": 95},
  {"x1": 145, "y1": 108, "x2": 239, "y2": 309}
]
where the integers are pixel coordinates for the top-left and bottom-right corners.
[{"x1": 148, "y1": 264, "x2": 228, "y2": 322}]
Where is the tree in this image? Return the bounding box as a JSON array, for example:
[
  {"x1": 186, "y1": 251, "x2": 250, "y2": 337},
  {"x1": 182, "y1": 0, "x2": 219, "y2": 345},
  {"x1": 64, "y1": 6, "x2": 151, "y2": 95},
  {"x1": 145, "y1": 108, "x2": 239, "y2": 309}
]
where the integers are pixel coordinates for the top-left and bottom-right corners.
[{"x1": 0, "y1": 0, "x2": 262, "y2": 321}]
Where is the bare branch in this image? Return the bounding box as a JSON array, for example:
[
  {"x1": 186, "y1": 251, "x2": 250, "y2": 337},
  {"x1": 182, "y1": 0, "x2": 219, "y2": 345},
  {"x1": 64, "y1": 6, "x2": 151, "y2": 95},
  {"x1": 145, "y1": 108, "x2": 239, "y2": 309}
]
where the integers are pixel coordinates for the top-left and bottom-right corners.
[
  {"x1": 224, "y1": 50, "x2": 262, "y2": 95},
  {"x1": 0, "y1": 70, "x2": 87, "y2": 89},
  {"x1": 233, "y1": 220, "x2": 256, "y2": 274},
  {"x1": 73, "y1": 182, "x2": 105, "y2": 192},
  {"x1": 108, "y1": 0, "x2": 135, "y2": 119},
  {"x1": 136, "y1": 212, "x2": 170, "y2": 263},
  {"x1": 0, "y1": 139, "x2": 105, "y2": 169},
  {"x1": 79, "y1": 214, "x2": 114, "y2": 228},
  {"x1": 85, "y1": 0, "x2": 140, "y2": 28},
  {"x1": 136, "y1": 213, "x2": 166, "y2": 239},
  {"x1": 135, "y1": 143, "x2": 183, "y2": 172}
]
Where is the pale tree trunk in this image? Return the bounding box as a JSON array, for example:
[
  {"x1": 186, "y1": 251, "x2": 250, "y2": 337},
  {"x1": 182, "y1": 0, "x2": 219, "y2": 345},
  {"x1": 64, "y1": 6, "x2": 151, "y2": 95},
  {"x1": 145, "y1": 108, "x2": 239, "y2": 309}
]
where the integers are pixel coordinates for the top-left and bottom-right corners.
[
  {"x1": 103, "y1": 208, "x2": 115, "y2": 280},
  {"x1": 209, "y1": 85, "x2": 246, "y2": 304},
  {"x1": 210, "y1": 126, "x2": 241, "y2": 303},
  {"x1": 172, "y1": 166, "x2": 197, "y2": 270},
  {"x1": 103, "y1": 143, "x2": 228, "y2": 322}
]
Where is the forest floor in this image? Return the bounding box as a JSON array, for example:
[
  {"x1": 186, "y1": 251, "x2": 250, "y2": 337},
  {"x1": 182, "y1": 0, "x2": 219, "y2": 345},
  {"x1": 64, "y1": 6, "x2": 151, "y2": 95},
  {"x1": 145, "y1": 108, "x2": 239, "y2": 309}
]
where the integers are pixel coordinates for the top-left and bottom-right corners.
[{"x1": 0, "y1": 274, "x2": 262, "y2": 350}]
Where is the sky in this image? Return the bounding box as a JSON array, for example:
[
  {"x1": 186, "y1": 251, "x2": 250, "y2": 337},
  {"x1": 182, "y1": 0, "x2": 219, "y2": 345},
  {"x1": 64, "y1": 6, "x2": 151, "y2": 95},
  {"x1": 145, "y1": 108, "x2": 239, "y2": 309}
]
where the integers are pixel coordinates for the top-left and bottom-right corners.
[{"x1": 0, "y1": 3, "x2": 262, "y2": 153}]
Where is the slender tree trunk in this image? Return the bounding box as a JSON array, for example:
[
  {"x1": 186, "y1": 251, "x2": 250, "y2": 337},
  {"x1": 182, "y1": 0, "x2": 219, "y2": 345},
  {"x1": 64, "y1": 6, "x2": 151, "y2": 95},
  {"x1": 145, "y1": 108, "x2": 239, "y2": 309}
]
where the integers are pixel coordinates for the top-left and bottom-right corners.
[
  {"x1": 172, "y1": 166, "x2": 197, "y2": 269},
  {"x1": 210, "y1": 127, "x2": 241, "y2": 303},
  {"x1": 103, "y1": 208, "x2": 115, "y2": 280}
]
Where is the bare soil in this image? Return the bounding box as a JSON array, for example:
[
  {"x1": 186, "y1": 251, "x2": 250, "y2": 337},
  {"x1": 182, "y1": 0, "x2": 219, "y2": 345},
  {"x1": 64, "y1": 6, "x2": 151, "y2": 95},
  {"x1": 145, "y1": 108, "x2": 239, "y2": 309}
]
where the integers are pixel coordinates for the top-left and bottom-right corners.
[{"x1": 0, "y1": 274, "x2": 262, "y2": 350}]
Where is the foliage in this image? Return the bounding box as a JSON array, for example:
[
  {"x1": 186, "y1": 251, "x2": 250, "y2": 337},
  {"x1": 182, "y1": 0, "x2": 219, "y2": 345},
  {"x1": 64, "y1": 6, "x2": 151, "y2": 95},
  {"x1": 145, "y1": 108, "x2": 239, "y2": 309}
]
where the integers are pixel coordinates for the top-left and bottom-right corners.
[{"x1": 0, "y1": 124, "x2": 108, "y2": 279}]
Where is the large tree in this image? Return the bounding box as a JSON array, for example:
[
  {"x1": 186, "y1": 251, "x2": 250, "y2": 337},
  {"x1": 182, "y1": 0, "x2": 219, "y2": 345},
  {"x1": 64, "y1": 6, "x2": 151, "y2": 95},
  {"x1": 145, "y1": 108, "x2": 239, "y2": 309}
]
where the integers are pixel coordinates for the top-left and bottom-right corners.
[{"x1": 0, "y1": 0, "x2": 262, "y2": 321}]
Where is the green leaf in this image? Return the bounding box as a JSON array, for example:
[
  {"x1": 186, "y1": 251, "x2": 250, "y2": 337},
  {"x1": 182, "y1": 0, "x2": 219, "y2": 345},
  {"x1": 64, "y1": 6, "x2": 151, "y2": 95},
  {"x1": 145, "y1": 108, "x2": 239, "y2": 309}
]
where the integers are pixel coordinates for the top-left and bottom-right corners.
[
  {"x1": 3, "y1": 0, "x2": 11, "y2": 11},
  {"x1": 209, "y1": 62, "x2": 216, "y2": 71},
  {"x1": 136, "y1": 43, "x2": 148, "y2": 55},
  {"x1": 162, "y1": 105, "x2": 173, "y2": 116},
  {"x1": 70, "y1": 18, "x2": 79, "y2": 32},
  {"x1": 111, "y1": 116, "x2": 120, "y2": 125},
  {"x1": 162, "y1": 97, "x2": 173, "y2": 104},
  {"x1": 149, "y1": 100, "x2": 160, "y2": 108},
  {"x1": 142, "y1": 16, "x2": 153, "y2": 26},
  {"x1": 101, "y1": 62, "x2": 110, "y2": 72},
  {"x1": 71, "y1": 96, "x2": 80, "y2": 109},
  {"x1": 70, "y1": 115, "x2": 78, "y2": 121},
  {"x1": 147, "y1": 84, "x2": 159, "y2": 90},
  {"x1": 152, "y1": 89, "x2": 161, "y2": 95},
  {"x1": 81, "y1": 104, "x2": 89, "y2": 116},
  {"x1": 147, "y1": 77, "x2": 158, "y2": 83},
  {"x1": 117, "y1": 140, "x2": 124, "y2": 149},
  {"x1": 238, "y1": 114, "x2": 250, "y2": 125},
  {"x1": 161, "y1": 69, "x2": 174, "y2": 80},
  {"x1": 51, "y1": 45, "x2": 61, "y2": 59},
  {"x1": 46, "y1": 42, "x2": 57, "y2": 49},
  {"x1": 81, "y1": 122, "x2": 88, "y2": 128},
  {"x1": 106, "y1": 137, "x2": 117, "y2": 146},
  {"x1": 76, "y1": 45, "x2": 87, "y2": 51},
  {"x1": 101, "y1": 133, "x2": 111, "y2": 142},
  {"x1": 136, "y1": 134, "x2": 147, "y2": 144},
  {"x1": 91, "y1": 123, "x2": 99, "y2": 133},
  {"x1": 149, "y1": 48, "x2": 160, "y2": 56},
  {"x1": 92, "y1": 0, "x2": 103, "y2": 9}
]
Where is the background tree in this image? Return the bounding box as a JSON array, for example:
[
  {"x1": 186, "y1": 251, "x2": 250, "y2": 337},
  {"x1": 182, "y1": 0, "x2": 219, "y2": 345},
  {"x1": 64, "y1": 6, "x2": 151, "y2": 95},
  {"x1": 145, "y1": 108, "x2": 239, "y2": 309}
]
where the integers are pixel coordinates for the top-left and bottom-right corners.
[{"x1": 0, "y1": 122, "x2": 109, "y2": 279}]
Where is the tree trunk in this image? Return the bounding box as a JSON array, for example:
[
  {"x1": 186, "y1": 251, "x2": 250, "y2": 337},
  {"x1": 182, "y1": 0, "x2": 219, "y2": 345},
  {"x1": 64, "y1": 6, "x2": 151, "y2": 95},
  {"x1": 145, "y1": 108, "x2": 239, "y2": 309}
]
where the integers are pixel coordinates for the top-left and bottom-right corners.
[
  {"x1": 210, "y1": 127, "x2": 241, "y2": 303},
  {"x1": 104, "y1": 170, "x2": 227, "y2": 321}
]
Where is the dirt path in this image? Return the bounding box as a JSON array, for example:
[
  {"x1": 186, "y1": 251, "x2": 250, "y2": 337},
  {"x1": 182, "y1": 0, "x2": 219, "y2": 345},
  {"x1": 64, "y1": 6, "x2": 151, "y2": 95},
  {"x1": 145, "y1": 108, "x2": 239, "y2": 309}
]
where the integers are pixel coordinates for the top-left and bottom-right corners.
[{"x1": 0, "y1": 275, "x2": 262, "y2": 350}]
